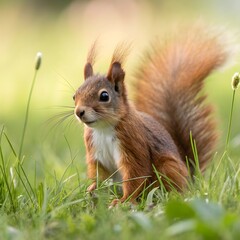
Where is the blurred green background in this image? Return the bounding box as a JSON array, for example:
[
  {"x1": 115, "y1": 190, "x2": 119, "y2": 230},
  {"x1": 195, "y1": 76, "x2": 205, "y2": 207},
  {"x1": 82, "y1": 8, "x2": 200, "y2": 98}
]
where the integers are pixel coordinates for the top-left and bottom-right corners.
[{"x1": 0, "y1": 0, "x2": 240, "y2": 180}]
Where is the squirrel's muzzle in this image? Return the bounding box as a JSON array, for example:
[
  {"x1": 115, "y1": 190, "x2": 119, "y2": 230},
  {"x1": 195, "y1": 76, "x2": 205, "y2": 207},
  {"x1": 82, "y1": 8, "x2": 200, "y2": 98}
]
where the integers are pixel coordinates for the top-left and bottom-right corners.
[{"x1": 74, "y1": 106, "x2": 97, "y2": 126}]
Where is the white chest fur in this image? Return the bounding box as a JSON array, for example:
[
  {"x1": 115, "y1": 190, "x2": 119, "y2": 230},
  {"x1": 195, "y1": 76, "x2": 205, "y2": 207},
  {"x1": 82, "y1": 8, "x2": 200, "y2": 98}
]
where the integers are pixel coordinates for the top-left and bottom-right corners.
[{"x1": 92, "y1": 127, "x2": 122, "y2": 181}]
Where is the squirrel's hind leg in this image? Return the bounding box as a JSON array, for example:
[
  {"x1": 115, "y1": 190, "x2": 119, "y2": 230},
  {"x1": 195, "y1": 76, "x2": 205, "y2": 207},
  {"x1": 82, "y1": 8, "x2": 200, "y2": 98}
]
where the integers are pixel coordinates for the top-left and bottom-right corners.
[
  {"x1": 110, "y1": 161, "x2": 151, "y2": 207},
  {"x1": 154, "y1": 155, "x2": 189, "y2": 191}
]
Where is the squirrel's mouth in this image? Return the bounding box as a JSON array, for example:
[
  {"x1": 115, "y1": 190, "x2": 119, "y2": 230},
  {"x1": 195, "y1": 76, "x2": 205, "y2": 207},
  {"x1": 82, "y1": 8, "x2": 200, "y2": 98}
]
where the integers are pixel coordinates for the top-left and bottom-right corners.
[{"x1": 83, "y1": 120, "x2": 96, "y2": 125}]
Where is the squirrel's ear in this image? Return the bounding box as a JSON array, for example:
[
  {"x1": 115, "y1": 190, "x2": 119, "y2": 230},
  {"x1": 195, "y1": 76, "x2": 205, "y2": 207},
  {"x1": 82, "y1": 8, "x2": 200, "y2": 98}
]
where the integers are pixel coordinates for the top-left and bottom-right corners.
[
  {"x1": 107, "y1": 62, "x2": 125, "y2": 85},
  {"x1": 84, "y1": 63, "x2": 93, "y2": 80}
]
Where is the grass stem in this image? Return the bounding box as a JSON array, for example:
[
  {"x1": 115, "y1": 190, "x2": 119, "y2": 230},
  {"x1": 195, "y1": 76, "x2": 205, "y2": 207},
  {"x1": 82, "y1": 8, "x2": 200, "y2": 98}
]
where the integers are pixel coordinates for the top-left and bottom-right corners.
[
  {"x1": 225, "y1": 89, "x2": 236, "y2": 151},
  {"x1": 18, "y1": 53, "x2": 42, "y2": 161}
]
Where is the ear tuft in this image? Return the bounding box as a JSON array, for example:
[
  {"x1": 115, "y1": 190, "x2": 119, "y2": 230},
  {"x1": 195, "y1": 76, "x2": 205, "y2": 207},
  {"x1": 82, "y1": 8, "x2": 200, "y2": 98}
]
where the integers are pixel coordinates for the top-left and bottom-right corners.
[{"x1": 84, "y1": 40, "x2": 98, "y2": 80}]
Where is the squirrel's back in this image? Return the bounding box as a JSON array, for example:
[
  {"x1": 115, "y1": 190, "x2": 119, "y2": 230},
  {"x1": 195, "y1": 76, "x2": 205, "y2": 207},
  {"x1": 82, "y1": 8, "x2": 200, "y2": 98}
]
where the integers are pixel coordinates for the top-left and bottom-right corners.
[{"x1": 134, "y1": 25, "x2": 232, "y2": 173}]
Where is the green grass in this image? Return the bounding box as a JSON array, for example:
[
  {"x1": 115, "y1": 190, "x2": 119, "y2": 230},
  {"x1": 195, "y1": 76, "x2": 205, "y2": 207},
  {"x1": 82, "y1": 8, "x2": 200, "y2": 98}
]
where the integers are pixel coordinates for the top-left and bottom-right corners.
[
  {"x1": 1, "y1": 2, "x2": 240, "y2": 240},
  {"x1": 1, "y1": 123, "x2": 240, "y2": 240}
]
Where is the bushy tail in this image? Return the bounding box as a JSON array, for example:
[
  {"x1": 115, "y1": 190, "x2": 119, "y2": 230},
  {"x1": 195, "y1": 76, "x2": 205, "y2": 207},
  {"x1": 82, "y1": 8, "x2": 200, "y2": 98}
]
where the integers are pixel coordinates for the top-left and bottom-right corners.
[{"x1": 134, "y1": 25, "x2": 232, "y2": 173}]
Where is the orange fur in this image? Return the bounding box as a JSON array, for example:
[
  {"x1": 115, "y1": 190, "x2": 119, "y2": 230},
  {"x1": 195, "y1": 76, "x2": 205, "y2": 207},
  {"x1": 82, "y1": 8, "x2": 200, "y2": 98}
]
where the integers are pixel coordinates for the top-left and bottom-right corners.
[
  {"x1": 134, "y1": 25, "x2": 231, "y2": 173},
  {"x1": 74, "y1": 25, "x2": 231, "y2": 206}
]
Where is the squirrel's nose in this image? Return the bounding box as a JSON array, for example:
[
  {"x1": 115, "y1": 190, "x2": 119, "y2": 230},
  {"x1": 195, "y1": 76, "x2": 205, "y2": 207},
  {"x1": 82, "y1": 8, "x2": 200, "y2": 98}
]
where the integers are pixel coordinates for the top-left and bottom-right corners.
[
  {"x1": 79, "y1": 110, "x2": 85, "y2": 117},
  {"x1": 75, "y1": 108, "x2": 85, "y2": 119}
]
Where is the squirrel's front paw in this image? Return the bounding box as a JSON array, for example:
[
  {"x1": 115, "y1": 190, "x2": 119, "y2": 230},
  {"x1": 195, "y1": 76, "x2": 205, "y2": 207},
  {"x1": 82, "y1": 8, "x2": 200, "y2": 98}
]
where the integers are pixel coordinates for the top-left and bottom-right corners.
[{"x1": 87, "y1": 182, "x2": 97, "y2": 192}]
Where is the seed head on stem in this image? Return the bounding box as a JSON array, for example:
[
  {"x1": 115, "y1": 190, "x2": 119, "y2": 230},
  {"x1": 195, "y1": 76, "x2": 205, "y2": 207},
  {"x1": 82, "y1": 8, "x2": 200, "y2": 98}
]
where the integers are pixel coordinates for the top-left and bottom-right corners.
[
  {"x1": 225, "y1": 71, "x2": 239, "y2": 151},
  {"x1": 35, "y1": 52, "x2": 42, "y2": 70},
  {"x1": 231, "y1": 72, "x2": 240, "y2": 90},
  {"x1": 18, "y1": 51, "x2": 42, "y2": 161}
]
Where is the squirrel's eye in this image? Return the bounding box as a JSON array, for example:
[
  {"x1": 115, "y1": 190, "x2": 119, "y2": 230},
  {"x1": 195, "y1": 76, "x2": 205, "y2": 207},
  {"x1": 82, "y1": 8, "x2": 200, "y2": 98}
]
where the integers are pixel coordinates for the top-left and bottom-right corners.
[
  {"x1": 99, "y1": 91, "x2": 109, "y2": 102},
  {"x1": 73, "y1": 95, "x2": 76, "y2": 101}
]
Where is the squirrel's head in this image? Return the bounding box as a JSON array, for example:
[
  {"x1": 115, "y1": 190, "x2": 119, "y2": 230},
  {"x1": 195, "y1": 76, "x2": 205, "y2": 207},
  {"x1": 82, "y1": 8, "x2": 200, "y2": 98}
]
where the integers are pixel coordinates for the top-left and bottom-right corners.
[{"x1": 74, "y1": 59, "x2": 128, "y2": 129}]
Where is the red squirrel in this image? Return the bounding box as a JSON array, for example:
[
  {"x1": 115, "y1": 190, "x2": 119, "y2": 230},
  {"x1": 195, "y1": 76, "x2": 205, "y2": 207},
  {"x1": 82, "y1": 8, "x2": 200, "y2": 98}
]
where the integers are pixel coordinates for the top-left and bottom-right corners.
[{"x1": 73, "y1": 26, "x2": 230, "y2": 206}]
